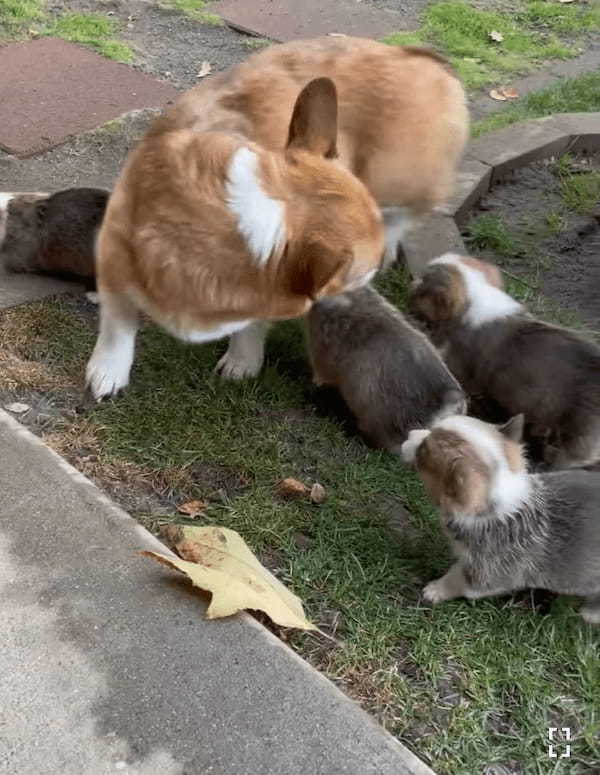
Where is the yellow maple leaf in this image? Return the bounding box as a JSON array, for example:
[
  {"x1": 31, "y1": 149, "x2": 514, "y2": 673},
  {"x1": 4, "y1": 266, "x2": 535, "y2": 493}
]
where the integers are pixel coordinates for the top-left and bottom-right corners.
[{"x1": 143, "y1": 525, "x2": 317, "y2": 631}]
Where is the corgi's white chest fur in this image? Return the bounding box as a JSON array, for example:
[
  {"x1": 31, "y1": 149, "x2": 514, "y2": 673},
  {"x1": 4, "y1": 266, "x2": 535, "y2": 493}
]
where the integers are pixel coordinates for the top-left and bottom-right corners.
[{"x1": 165, "y1": 318, "x2": 252, "y2": 344}]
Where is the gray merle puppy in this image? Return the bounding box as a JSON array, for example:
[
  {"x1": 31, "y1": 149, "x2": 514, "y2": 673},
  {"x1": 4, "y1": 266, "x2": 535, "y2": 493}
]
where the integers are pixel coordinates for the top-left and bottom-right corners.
[
  {"x1": 0, "y1": 188, "x2": 108, "y2": 298},
  {"x1": 306, "y1": 283, "x2": 466, "y2": 452},
  {"x1": 402, "y1": 413, "x2": 600, "y2": 623},
  {"x1": 408, "y1": 252, "x2": 600, "y2": 469}
]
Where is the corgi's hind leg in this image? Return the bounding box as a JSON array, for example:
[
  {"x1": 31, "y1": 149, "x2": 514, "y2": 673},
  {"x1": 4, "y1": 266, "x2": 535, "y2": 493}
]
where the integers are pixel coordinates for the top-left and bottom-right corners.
[
  {"x1": 86, "y1": 291, "x2": 139, "y2": 401},
  {"x1": 215, "y1": 321, "x2": 270, "y2": 380}
]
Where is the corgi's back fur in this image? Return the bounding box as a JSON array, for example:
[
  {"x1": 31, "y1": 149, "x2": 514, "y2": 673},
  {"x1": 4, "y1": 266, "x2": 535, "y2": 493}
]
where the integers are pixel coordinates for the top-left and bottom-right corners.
[{"x1": 155, "y1": 37, "x2": 469, "y2": 266}]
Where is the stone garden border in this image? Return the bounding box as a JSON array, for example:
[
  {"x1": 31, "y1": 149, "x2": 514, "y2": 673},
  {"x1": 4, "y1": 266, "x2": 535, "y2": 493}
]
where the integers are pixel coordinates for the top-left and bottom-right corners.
[{"x1": 403, "y1": 112, "x2": 600, "y2": 278}]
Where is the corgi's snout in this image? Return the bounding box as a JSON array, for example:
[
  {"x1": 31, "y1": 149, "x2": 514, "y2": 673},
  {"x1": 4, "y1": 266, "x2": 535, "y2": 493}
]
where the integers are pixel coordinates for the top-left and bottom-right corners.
[{"x1": 401, "y1": 428, "x2": 431, "y2": 464}]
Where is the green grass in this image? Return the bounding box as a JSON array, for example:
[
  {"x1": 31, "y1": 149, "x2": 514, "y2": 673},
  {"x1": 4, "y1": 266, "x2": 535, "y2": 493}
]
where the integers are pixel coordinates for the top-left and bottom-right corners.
[
  {"x1": 41, "y1": 13, "x2": 134, "y2": 62},
  {"x1": 472, "y1": 69, "x2": 600, "y2": 136},
  {"x1": 0, "y1": 0, "x2": 44, "y2": 34},
  {"x1": 1, "y1": 272, "x2": 600, "y2": 772},
  {"x1": 160, "y1": 0, "x2": 223, "y2": 25},
  {"x1": 0, "y1": 1, "x2": 134, "y2": 62},
  {"x1": 467, "y1": 214, "x2": 518, "y2": 255},
  {"x1": 557, "y1": 157, "x2": 600, "y2": 214},
  {"x1": 384, "y1": 1, "x2": 576, "y2": 90},
  {"x1": 524, "y1": 1, "x2": 600, "y2": 34}
]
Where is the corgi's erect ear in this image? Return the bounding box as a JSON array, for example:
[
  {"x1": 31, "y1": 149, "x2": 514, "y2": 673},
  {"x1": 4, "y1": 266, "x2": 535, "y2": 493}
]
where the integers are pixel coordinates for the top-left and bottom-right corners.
[
  {"x1": 286, "y1": 77, "x2": 338, "y2": 159},
  {"x1": 498, "y1": 414, "x2": 525, "y2": 443},
  {"x1": 287, "y1": 240, "x2": 351, "y2": 299}
]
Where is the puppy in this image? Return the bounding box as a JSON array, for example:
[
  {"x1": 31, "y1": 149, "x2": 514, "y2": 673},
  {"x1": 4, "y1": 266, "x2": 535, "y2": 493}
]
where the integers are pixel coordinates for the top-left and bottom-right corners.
[
  {"x1": 306, "y1": 284, "x2": 466, "y2": 452},
  {"x1": 86, "y1": 77, "x2": 387, "y2": 400},
  {"x1": 402, "y1": 414, "x2": 600, "y2": 623},
  {"x1": 408, "y1": 253, "x2": 600, "y2": 469},
  {"x1": 0, "y1": 188, "x2": 108, "y2": 299},
  {"x1": 158, "y1": 37, "x2": 469, "y2": 269}
]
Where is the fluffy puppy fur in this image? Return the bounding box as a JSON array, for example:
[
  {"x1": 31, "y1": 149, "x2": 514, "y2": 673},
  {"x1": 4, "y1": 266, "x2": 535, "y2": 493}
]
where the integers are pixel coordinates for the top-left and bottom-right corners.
[
  {"x1": 306, "y1": 284, "x2": 466, "y2": 452},
  {"x1": 402, "y1": 414, "x2": 600, "y2": 623},
  {"x1": 0, "y1": 188, "x2": 108, "y2": 296},
  {"x1": 154, "y1": 37, "x2": 469, "y2": 268},
  {"x1": 87, "y1": 77, "x2": 385, "y2": 400},
  {"x1": 408, "y1": 252, "x2": 600, "y2": 469}
]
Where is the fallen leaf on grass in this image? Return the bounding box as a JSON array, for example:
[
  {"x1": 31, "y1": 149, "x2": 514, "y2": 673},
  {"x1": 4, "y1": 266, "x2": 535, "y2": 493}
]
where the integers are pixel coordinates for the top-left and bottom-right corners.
[
  {"x1": 278, "y1": 477, "x2": 310, "y2": 498},
  {"x1": 177, "y1": 499, "x2": 208, "y2": 518},
  {"x1": 197, "y1": 61, "x2": 212, "y2": 79},
  {"x1": 5, "y1": 402, "x2": 31, "y2": 414},
  {"x1": 143, "y1": 525, "x2": 317, "y2": 630},
  {"x1": 310, "y1": 483, "x2": 327, "y2": 504},
  {"x1": 490, "y1": 87, "x2": 519, "y2": 101},
  {"x1": 558, "y1": 0, "x2": 575, "y2": 4},
  {"x1": 327, "y1": 32, "x2": 348, "y2": 37},
  {"x1": 489, "y1": 30, "x2": 504, "y2": 42}
]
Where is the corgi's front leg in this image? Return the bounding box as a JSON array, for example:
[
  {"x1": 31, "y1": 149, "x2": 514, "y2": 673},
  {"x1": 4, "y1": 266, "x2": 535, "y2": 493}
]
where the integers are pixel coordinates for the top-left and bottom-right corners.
[
  {"x1": 215, "y1": 321, "x2": 270, "y2": 380},
  {"x1": 86, "y1": 291, "x2": 139, "y2": 401}
]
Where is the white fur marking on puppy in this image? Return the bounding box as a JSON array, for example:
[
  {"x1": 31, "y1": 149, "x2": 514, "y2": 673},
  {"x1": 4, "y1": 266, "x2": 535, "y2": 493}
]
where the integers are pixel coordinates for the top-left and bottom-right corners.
[
  {"x1": 215, "y1": 321, "x2": 270, "y2": 380},
  {"x1": 432, "y1": 252, "x2": 522, "y2": 327},
  {"x1": 401, "y1": 428, "x2": 431, "y2": 464},
  {"x1": 435, "y1": 415, "x2": 531, "y2": 515},
  {"x1": 226, "y1": 147, "x2": 285, "y2": 266}
]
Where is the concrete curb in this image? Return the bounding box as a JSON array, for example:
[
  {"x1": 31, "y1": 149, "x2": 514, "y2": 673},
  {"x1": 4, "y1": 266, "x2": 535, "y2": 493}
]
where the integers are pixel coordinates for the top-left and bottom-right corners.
[
  {"x1": 0, "y1": 408, "x2": 435, "y2": 775},
  {"x1": 403, "y1": 111, "x2": 600, "y2": 277}
]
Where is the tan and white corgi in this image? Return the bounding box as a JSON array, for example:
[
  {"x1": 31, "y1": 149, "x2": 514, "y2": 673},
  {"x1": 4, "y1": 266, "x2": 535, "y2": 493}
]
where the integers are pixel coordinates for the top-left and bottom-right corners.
[
  {"x1": 87, "y1": 38, "x2": 468, "y2": 400},
  {"x1": 402, "y1": 414, "x2": 600, "y2": 623},
  {"x1": 408, "y1": 253, "x2": 600, "y2": 469}
]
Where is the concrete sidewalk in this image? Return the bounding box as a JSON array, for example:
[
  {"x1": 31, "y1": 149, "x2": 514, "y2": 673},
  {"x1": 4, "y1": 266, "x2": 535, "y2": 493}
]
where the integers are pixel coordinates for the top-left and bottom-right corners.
[{"x1": 0, "y1": 409, "x2": 434, "y2": 775}]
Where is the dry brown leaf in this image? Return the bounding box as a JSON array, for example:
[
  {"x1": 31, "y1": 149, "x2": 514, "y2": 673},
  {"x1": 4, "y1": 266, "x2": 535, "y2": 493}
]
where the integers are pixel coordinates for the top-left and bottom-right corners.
[
  {"x1": 278, "y1": 477, "x2": 310, "y2": 498},
  {"x1": 197, "y1": 61, "x2": 212, "y2": 79},
  {"x1": 489, "y1": 89, "x2": 508, "y2": 101},
  {"x1": 177, "y1": 499, "x2": 208, "y2": 518},
  {"x1": 502, "y1": 87, "x2": 519, "y2": 99},
  {"x1": 489, "y1": 30, "x2": 504, "y2": 42},
  {"x1": 310, "y1": 483, "x2": 327, "y2": 504},
  {"x1": 327, "y1": 32, "x2": 348, "y2": 37},
  {"x1": 143, "y1": 525, "x2": 317, "y2": 630}
]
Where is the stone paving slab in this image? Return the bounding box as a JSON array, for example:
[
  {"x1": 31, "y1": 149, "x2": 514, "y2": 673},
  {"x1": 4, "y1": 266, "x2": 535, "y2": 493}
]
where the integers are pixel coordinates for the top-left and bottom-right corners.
[
  {"x1": 0, "y1": 409, "x2": 435, "y2": 775},
  {"x1": 211, "y1": 0, "x2": 406, "y2": 41},
  {"x1": 0, "y1": 39, "x2": 178, "y2": 157},
  {"x1": 0, "y1": 264, "x2": 82, "y2": 310}
]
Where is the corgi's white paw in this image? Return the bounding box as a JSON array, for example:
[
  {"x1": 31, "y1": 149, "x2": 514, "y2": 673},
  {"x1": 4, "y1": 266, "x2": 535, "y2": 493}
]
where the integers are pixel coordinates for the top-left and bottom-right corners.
[
  {"x1": 214, "y1": 349, "x2": 262, "y2": 380},
  {"x1": 86, "y1": 349, "x2": 131, "y2": 401}
]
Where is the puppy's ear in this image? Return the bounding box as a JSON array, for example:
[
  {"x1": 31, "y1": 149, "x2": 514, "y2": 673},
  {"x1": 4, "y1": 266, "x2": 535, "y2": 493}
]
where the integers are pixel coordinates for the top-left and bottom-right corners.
[
  {"x1": 409, "y1": 282, "x2": 454, "y2": 322},
  {"x1": 287, "y1": 240, "x2": 351, "y2": 299},
  {"x1": 286, "y1": 78, "x2": 338, "y2": 159},
  {"x1": 444, "y1": 455, "x2": 489, "y2": 512},
  {"x1": 498, "y1": 414, "x2": 524, "y2": 443}
]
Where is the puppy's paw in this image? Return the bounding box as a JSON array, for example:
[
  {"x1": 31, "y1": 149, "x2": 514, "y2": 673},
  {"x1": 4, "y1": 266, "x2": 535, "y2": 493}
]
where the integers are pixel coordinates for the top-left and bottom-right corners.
[
  {"x1": 423, "y1": 578, "x2": 452, "y2": 604},
  {"x1": 86, "y1": 353, "x2": 130, "y2": 401},
  {"x1": 214, "y1": 350, "x2": 262, "y2": 380}
]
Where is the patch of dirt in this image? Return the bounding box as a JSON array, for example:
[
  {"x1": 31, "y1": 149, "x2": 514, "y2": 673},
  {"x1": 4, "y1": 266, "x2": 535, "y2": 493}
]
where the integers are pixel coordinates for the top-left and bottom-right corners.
[
  {"x1": 468, "y1": 152, "x2": 600, "y2": 329},
  {"x1": 53, "y1": 0, "x2": 261, "y2": 90}
]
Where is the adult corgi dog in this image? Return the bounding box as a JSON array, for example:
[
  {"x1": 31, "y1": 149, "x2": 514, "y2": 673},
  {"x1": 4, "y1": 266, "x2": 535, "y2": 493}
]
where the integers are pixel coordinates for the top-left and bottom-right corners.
[
  {"x1": 87, "y1": 38, "x2": 468, "y2": 401},
  {"x1": 402, "y1": 414, "x2": 600, "y2": 624}
]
